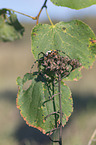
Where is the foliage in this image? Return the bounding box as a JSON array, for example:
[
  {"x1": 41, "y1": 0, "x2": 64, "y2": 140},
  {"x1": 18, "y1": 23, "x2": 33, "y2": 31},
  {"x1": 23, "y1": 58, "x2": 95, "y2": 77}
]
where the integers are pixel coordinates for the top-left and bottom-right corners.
[
  {"x1": 50, "y1": 0, "x2": 96, "y2": 9},
  {"x1": 0, "y1": 8, "x2": 24, "y2": 41},
  {"x1": 16, "y1": 73, "x2": 73, "y2": 134},
  {"x1": 0, "y1": 0, "x2": 96, "y2": 144},
  {"x1": 31, "y1": 20, "x2": 96, "y2": 81}
]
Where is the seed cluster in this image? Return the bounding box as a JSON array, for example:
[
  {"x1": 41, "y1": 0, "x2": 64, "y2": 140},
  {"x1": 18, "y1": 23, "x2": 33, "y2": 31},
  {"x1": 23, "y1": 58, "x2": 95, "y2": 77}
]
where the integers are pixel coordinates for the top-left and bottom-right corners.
[{"x1": 38, "y1": 50, "x2": 81, "y2": 82}]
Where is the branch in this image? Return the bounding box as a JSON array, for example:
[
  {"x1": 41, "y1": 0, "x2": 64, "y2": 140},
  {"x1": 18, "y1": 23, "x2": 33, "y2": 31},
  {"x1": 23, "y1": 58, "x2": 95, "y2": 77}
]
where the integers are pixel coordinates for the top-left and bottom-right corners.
[
  {"x1": 6, "y1": 8, "x2": 35, "y2": 19},
  {"x1": 6, "y1": 0, "x2": 48, "y2": 24},
  {"x1": 36, "y1": 0, "x2": 48, "y2": 24}
]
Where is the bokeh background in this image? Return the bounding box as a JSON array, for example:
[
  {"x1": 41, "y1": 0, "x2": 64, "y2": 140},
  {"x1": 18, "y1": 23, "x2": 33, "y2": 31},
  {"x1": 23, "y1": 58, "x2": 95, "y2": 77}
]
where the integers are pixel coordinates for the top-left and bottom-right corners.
[{"x1": 0, "y1": 0, "x2": 96, "y2": 145}]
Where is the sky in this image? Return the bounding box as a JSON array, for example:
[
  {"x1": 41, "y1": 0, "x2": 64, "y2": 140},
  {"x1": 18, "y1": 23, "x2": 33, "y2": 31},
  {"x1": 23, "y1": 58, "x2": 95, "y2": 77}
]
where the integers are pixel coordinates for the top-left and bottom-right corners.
[{"x1": 0, "y1": 0, "x2": 96, "y2": 22}]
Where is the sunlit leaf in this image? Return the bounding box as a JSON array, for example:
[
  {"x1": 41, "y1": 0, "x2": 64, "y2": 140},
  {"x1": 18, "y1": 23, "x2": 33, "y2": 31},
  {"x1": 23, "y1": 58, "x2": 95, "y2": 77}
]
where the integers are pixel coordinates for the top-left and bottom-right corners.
[
  {"x1": 31, "y1": 20, "x2": 95, "y2": 81},
  {"x1": 50, "y1": 0, "x2": 96, "y2": 9}
]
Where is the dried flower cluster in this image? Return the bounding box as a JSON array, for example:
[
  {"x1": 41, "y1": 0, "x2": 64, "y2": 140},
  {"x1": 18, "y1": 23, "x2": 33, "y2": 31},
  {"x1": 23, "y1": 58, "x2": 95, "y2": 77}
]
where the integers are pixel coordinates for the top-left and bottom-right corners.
[{"x1": 38, "y1": 50, "x2": 82, "y2": 82}]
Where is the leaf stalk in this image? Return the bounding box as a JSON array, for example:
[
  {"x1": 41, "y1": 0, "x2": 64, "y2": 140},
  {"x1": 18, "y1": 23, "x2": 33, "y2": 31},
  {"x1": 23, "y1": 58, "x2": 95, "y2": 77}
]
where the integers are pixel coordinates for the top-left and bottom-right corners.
[
  {"x1": 46, "y1": 9, "x2": 54, "y2": 26},
  {"x1": 36, "y1": 0, "x2": 48, "y2": 24},
  {"x1": 6, "y1": 8, "x2": 35, "y2": 19},
  {"x1": 6, "y1": 0, "x2": 48, "y2": 24}
]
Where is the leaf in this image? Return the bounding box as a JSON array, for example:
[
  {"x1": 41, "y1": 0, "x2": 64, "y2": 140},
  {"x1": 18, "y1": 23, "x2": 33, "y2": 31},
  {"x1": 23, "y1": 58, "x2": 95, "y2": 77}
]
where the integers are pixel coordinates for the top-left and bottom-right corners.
[
  {"x1": 89, "y1": 43, "x2": 96, "y2": 55},
  {"x1": 0, "y1": 8, "x2": 24, "y2": 41},
  {"x1": 16, "y1": 73, "x2": 73, "y2": 134},
  {"x1": 17, "y1": 73, "x2": 57, "y2": 134},
  {"x1": 31, "y1": 20, "x2": 95, "y2": 81},
  {"x1": 64, "y1": 67, "x2": 82, "y2": 81},
  {"x1": 50, "y1": 0, "x2": 96, "y2": 9}
]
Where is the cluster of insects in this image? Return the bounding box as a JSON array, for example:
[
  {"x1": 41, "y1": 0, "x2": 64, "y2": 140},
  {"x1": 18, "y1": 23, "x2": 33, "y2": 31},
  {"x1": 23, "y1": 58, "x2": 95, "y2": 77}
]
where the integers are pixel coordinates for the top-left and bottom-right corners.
[{"x1": 32, "y1": 50, "x2": 82, "y2": 83}]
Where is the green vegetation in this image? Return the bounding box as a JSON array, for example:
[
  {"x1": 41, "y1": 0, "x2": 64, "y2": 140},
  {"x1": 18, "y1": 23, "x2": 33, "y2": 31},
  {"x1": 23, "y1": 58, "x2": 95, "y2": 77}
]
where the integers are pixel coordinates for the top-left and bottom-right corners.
[{"x1": 0, "y1": 0, "x2": 96, "y2": 144}]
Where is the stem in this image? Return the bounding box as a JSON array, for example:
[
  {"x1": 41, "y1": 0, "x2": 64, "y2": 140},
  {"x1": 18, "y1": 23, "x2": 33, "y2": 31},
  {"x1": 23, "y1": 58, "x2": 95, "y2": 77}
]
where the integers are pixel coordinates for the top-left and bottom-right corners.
[
  {"x1": 52, "y1": 81, "x2": 57, "y2": 128},
  {"x1": 7, "y1": 0, "x2": 48, "y2": 24},
  {"x1": 47, "y1": 127, "x2": 60, "y2": 135},
  {"x1": 44, "y1": 111, "x2": 59, "y2": 120},
  {"x1": 46, "y1": 9, "x2": 54, "y2": 25},
  {"x1": 42, "y1": 93, "x2": 60, "y2": 106},
  {"x1": 58, "y1": 74, "x2": 62, "y2": 145},
  {"x1": 49, "y1": 135, "x2": 60, "y2": 143},
  {"x1": 7, "y1": 8, "x2": 35, "y2": 19},
  {"x1": 36, "y1": 0, "x2": 48, "y2": 24}
]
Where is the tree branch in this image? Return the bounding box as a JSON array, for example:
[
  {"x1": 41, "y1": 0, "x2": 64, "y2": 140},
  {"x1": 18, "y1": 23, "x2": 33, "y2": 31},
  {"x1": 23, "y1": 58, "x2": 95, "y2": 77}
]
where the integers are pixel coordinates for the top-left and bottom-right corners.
[{"x1": 36, "y1": 0, "x2": 48, "y2": 24}]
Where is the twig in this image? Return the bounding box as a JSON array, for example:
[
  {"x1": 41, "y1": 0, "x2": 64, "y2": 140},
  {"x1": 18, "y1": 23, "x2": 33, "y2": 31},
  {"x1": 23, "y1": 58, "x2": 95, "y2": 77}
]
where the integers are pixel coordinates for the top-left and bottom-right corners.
[
  {"x1": 36, "y1": 0, "x2": 48, "y2": 24},
  {"x1": 42, "y1": 93, "x2": 60, "y2": 106},
  {"x1": 6, "y1": 8, "x2": 35, "y2": 19},
  {"x1": 6, "y1": 0, "x2": 48, "y2": 24},
  {"x1": 49, "y1": 134, "x2": 60, "y2": 143},
  {"x1": 88, "y1": 129, "x2": 96, "y2": 145},
  {"x1": 58, "y1": 74, "x2": 62, "y2": 145},
  {"x1": 46, "y1": 126, "x2": 60, "y2": 135},
  {"x1": 44, "y1": 111, "x2": 59, "y2": 120}
]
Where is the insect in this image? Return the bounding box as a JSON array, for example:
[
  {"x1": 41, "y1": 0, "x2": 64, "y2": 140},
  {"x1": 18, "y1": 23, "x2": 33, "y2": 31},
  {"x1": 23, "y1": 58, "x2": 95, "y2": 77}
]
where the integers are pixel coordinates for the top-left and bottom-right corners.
[
  {"x1": 30, "y1": 49, "x2": 81, "y2": 76},
  {"x1": 38, "y1": 49, "x2": 71, "y2": 60},
  {"x1": 31, "y1": 50, "x2": 69, "y2": 71}
]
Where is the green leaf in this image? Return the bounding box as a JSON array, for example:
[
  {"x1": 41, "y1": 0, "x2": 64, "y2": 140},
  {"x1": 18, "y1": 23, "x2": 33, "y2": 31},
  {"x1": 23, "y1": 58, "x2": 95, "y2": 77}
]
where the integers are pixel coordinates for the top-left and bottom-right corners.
[
  {"x1": 16, "y1": 73, "x2": 73, "y2": 134},
  {"x1": 64, "y1": 67, "x2": 82, "y2": 81},
  {"x1": 0, "y1": 8, "x2": 24, "y2": 41},
  {"x1": 17, "y1": 73, "x2": 56, "y2": 134},
  {"x1": 89, "y1": 43, "x2": 96, "y2": 55},
  {"x1": 50, "y1": 0, "x2": 96, "y2": 9},
  {"x1": 31, "y1": 20, "x2": 95, "y2": 81}
]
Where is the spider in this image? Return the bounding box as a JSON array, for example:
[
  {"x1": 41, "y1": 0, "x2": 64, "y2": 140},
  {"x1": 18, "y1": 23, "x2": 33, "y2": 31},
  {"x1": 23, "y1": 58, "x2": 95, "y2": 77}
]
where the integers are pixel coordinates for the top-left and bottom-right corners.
[
  {"x1": 38, "y1": 49, "x2": 71, "y2": 60},
  {"x1": 30, "y1": 49, "x2": 81, "y2": 74}
]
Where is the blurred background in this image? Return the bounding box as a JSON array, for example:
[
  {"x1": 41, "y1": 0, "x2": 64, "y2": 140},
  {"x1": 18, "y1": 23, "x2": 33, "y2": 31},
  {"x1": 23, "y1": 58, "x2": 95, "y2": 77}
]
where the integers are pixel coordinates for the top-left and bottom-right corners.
[{"x1": 0, "y1": 0, "x2": 96, "y2": 145}]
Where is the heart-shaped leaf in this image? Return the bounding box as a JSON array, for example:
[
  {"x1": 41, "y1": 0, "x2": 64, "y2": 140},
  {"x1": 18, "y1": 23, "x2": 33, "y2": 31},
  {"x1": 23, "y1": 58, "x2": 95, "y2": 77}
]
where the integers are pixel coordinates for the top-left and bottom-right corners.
[
  {"x1": 31, "y1": 20, "x2": 96, "y2": 81},
  {"x1": 16, "y1": 73, "x2": 73, "y2": 134},
  {"x1": 50, "y1": 0, "x2": 96, "y2": 9}
]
